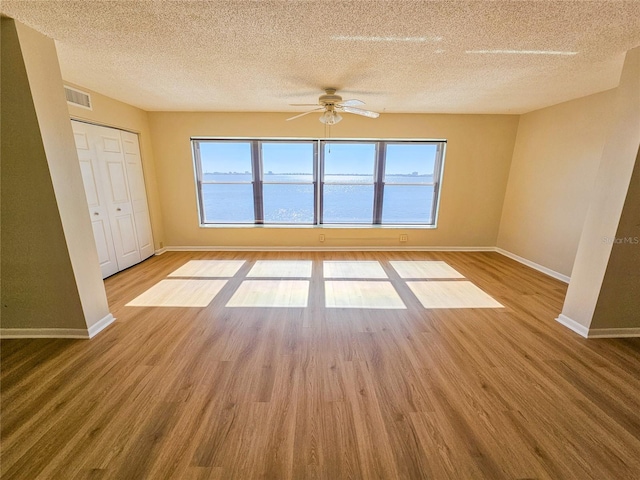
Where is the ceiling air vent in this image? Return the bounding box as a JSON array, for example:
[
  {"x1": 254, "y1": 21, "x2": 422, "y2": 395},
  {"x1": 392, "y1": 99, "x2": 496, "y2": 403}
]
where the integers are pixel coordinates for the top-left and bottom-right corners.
[{"x1": 64, "y1": 86, "x2": 92, "y2": 110}]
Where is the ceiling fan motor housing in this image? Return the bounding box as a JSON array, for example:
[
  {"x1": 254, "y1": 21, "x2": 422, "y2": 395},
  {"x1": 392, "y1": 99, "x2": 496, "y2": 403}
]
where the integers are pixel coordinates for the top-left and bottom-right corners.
[
  {"x1": 319, "y1": 88, "x2": 343, "y2": 105},
  {"x1": 319, "y1": 96, "x2": 343, "y2": 105}
]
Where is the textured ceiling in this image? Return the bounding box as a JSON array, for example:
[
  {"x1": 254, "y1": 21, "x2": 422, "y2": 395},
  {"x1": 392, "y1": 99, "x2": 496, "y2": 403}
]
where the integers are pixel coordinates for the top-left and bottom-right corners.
[{"x1": 3, "y1": 1, "x2": 640, "y2": 114}]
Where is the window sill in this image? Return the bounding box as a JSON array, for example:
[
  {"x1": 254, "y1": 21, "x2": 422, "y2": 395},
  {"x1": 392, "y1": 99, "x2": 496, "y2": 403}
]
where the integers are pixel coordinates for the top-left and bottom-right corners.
[{"x1": 198, "y1": 223, "x2": 438, "y2": 229}]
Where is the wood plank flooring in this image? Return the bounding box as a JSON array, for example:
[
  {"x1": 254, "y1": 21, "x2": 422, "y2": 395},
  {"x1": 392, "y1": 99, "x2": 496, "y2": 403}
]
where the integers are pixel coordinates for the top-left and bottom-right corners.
[{"x1": 2, "y1": 251, "x2": 640, "y2": 479}]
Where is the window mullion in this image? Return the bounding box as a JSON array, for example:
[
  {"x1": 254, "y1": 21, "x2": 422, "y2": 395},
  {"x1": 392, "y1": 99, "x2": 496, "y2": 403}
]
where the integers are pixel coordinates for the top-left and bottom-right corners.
[
  {"x1": 252, "y1": 141, "x2": 264, "y2": 224},
  {"x1": 318, "y1": 140, "x2": 325, "y2": 224},
  {"x1": 193, "y1": 141, "x2": 206, "y2": 224},
  {"x1": 430, "y1": 142, "x2": 445, "y2": 225},
  {"x1": 373, "y1": 141, "x2": 386, "y2": 224}
]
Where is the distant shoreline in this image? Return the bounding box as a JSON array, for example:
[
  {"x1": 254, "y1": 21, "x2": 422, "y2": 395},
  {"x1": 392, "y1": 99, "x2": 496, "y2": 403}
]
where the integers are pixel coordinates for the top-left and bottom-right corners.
[{"x1": 205, "y1": 172, "x2": 432, "y2": 177}]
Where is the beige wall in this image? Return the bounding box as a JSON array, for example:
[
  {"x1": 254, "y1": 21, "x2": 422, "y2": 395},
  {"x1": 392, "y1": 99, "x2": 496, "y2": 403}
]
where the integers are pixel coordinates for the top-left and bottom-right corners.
[
  {"x1": 1, "y1": 18, "x2": 109, "y2": 331},
  {"x1": 66, "y1": 85, "x2": 165, "y2": 250},
  {"x1": 4, "y1": 16, "x2": 636, "y2": 339},
  {"x1": 497, "y1": 89, "x2": 616, "y2": 277},
  {"x1": 147, "y1": 112, "x2": 519, "y2": 248}
]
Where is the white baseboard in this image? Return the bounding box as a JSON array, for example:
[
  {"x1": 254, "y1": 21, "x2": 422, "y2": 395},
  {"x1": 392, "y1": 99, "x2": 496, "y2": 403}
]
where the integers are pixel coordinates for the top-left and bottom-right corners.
[
  {"x1": 586, "y1": 327, "x2": 640, "y2": 338},
  {"x1": 0, "y1": 313, "x2": 115, "y2": 339},
  {"x1": 155, "y1": 247, "x2": 167, "y2": 255},
  {"x1": 87, "y1": 313, "x2": 116, "y2": 338},
  {"x1": 556, "y1": 315, "x2": 640, "y2": 338},
  {"x1": 556, "y1": 314, "x2": 589, "y2": 338},
  {"x1": 163, "y1": 245, "x2": 496, "y2": 252},
  {"x1": 0, "y1": 327, "x2": 90, "y2": 339},
  {"x1": 495, "y1": 248, "x2": 570, "y2": 283}
]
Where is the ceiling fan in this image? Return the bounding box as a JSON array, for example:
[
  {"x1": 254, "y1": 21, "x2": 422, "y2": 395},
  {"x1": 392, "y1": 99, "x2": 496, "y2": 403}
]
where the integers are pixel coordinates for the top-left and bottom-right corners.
[{"x1": 286, "y1": 88, "x2": 380, "y2": 125}]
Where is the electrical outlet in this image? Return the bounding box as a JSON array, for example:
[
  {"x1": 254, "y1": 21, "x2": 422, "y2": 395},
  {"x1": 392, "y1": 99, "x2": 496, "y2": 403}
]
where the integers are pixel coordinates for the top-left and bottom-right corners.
[
  {"x1": 159, "y1": 241, "x2": 164, "y2": 248},
  {"x1": 319, "y1": 234, "x2": 325, "y2": 242},
  {"x1": 399, "y1": 234, "x2": 408, "y2": 243}
]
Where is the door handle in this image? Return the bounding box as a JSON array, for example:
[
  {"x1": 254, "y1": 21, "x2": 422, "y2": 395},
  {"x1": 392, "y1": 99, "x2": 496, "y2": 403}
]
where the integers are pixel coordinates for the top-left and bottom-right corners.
[
  {"x1": 93, "y1": 212, "x2": 99, "y2": 216},
  {"x1": 116, "y1": 207, "x2": 122, "y2": 211}
]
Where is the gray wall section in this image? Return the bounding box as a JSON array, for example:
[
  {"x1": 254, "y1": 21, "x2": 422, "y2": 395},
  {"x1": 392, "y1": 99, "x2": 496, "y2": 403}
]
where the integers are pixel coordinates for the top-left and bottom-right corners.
[
  {"x1": 1, "y1": 18, "x2": 110, "y2": 332},
  {"x1": 1, "y1": 18, "x2": 86, "y2": 329},
  {"x1": 592, "y1": 145, "x2": 640, "y2": 329}
]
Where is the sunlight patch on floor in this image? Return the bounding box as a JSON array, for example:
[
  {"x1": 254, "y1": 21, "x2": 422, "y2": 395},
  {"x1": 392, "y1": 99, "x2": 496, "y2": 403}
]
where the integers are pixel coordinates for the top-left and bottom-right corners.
[
  {"x1": 390, "y1": 260, "x2": 465, "y2": 279},
  {"x1": 226, "y1": 280, "x2": 310, "y2": 307},
  {"x1": 126, "y1": 279, "x2": 228, "y2": 307},
  {"x1": 325, "y1": 281, "x2": 406, "y2": 309},
  {"x1": 126, "y1": 260, "x2": 502, "y2": 310},
  {"x1": 247, "y1": 260, "x2": 312, "y2": 278},
  {"x1": 407, "y1": 281, "x2": 504, "y2": 308},
  {"x1": 168, "y1": 260, "x2": 245, "y2": 278},
  {"x1": 323, "y1": 261, "x2": 388, "y2": 279}
]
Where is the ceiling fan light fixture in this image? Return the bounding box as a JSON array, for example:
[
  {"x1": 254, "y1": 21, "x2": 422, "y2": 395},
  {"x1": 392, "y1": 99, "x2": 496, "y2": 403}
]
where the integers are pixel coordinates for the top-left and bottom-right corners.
[
  {"x1": 286, "y1": 88, "x2": 378, "y2": 124},
  {"x1": 319, "y1": 110, "x2": 342, "y2": 125}
]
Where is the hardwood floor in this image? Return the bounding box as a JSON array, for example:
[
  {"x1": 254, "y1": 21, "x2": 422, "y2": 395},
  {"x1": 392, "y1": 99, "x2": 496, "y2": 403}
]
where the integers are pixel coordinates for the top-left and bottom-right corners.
[{"x1": 2, "y1": 251, "x2": 640, "y2": 479}]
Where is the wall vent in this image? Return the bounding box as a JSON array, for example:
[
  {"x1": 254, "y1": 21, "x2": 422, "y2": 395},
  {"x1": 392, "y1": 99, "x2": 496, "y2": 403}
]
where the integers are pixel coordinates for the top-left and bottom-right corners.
[{"x1": 64, "y1": 85, "x2": 92, "y2": 110}]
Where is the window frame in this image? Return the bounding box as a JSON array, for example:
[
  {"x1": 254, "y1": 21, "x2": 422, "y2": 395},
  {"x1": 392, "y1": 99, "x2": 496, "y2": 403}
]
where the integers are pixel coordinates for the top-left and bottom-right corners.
[
  {"x1": 320, "y1": 140, "x2": 378, "y2": 225},
  {"x1": 260, "y1": 140, "x2": 318, "y2": 225},
  {"x1": 193, "y1": 140, "x2": 258, "y2": 224},
  {"x1": 192, "y1": 137, "x2": 446, "y2": 228},
  {"x1": 379, "y1": 141, "x2": 445, "y2": 225}
]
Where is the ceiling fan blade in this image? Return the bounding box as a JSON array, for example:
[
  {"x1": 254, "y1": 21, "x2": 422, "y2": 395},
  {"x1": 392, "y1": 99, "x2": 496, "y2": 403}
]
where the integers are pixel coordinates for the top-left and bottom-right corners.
[
  {"x1": 339, "y1": 106, "x2": 380, "y2": 119},
  {"x1": 289, "y1": 103, "x2": 321, "y2": 106},
  {"x1": 285, "y1": 108, "x2": 324, "y2": 121},
  {"x1": 340, "y1": 99, "x2": 365, "y2": 107}
]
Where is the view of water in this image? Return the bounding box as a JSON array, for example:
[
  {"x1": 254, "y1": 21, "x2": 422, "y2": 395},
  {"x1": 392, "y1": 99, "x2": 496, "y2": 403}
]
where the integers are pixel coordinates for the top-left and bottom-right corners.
[{"x1": 202, "y1": 174, "x2": 435, "y2": 224}]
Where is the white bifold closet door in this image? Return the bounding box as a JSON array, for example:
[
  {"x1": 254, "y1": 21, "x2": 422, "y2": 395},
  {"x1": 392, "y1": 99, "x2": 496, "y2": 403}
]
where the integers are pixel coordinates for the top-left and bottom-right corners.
[{"x1": 72, "y1": 120, "x2": 154, "y2": 278}]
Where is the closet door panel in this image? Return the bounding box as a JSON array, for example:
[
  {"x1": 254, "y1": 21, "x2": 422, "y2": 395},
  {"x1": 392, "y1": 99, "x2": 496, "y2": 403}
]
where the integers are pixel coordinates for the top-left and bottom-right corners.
[
  {"x1": 121, "y1": 131, "x2": 154, "y2": 259},
  {"x1": 92, "y1": 220, "x2": 115, "y2": 265},
  {"x1": 94, "y1": 126, "x2": 141, "y2": 270},
  {"x1": 72, "y1": 121, "x2": 153, "y2": 276},
  {"x1": 114, "y1": 216, "x2": 139, "y2": 256},
  {"x1": 79, "y1": 161, "x2": 100, "y2": 207},
  {"x1": 105, "y1": 161, "x2": 130, "y2": 204},
  {"x1": 72, "y1": 121, "x2": 118, "y2": 278}
]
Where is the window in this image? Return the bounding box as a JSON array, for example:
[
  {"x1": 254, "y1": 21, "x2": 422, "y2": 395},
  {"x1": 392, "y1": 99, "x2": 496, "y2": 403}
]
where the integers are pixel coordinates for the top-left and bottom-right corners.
[
  {"x1": 382, "y1": 143, "x2": 439, "y2": 224},
  {"x1": 197, "y1": 141, "x2": 255, "y2": 223},
  {"x1": 322, "y1": 142, "x2": 376, "y2": 224},
  {"x1": 193, "y1": 138, "x2": 445, "y2": 226},
  {"x1": 262, "y1": 142, "x2": 316, "y2": 224}
]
